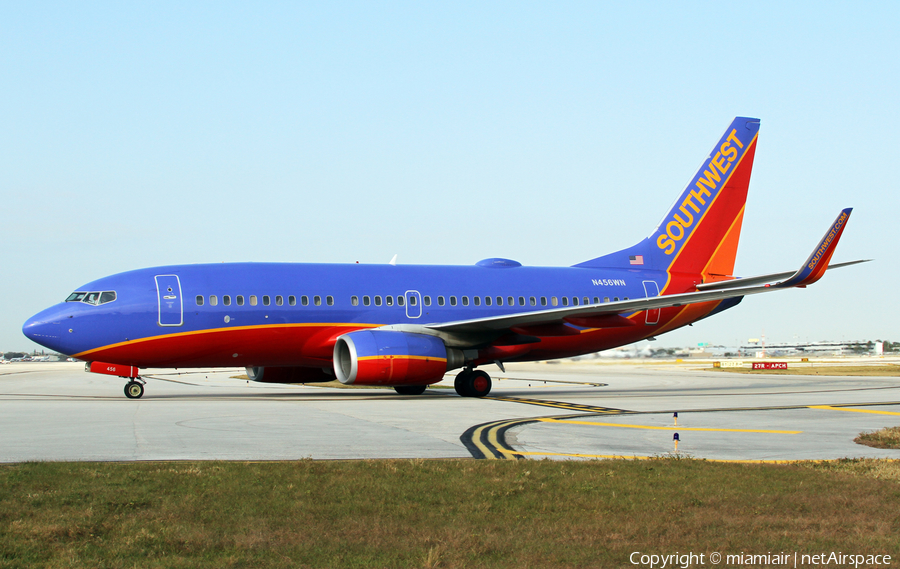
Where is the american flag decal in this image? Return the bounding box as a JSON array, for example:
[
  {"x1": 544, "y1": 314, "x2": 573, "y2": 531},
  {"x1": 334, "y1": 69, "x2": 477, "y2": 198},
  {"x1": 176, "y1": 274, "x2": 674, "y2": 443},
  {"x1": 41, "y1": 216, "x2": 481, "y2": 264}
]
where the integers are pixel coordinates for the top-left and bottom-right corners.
[{"x1": 629, "y1": 255, "x2": 644, "y2": 265}]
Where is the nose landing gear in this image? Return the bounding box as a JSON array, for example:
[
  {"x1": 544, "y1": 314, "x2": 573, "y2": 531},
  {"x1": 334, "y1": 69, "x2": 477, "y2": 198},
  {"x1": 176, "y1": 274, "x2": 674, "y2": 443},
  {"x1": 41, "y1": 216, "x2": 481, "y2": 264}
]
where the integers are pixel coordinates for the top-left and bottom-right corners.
[
  {"x1": 454, "y1": 369, "x2": 492, "y2": 398},
  {"x1": 85, "y1": 362, "x2": 145, "y2": 399},
  {"x1": 124, "y1": 378, "x2": 146, "y2": 399}
]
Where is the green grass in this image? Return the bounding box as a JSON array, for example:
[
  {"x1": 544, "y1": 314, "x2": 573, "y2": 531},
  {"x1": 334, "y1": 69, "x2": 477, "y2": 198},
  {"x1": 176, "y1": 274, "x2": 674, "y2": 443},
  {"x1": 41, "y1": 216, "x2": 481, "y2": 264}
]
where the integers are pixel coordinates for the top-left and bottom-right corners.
[
  {"x1": 855, "y1": 426, "x2": 900, "y2": 449},
  {"x1": 708, "y1": 364, "x2": 900, "y2": 376},
  {"x1": 1, "y1": 459, "x2": 899, "y2": 568}
]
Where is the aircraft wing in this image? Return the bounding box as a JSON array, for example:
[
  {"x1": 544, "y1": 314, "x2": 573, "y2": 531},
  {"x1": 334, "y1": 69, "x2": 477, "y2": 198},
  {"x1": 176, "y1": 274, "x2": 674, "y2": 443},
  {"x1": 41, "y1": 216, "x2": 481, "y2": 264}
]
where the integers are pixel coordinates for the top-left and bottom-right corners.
[
  {"x1": 416, "y1": 208, "x2": 862, "y2": 339},
  {"x1": 425, "y1": 282, "x2": 775, "y2": 335},
  {"x1": 694, "y1": 259, "x2": 869, "y2": 292}
]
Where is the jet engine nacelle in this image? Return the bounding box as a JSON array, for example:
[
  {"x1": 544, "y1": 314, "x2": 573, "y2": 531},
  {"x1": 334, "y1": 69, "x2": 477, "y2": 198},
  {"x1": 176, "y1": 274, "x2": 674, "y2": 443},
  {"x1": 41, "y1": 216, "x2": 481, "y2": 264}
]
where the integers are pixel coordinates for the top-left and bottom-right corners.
[
  {"x1": 246, "y1": 366, "x2": 334, "y2": 383},
  {"x1": 333, "y1": 330, "x2": 463, "y2": 386}
]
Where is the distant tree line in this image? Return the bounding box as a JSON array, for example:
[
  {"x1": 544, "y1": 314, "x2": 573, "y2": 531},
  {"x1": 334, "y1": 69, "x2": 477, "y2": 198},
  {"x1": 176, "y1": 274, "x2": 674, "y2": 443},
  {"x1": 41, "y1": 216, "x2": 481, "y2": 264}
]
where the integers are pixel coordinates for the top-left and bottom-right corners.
[{"x1": 850, "y1": 340, "x2": 898, "y2": 353}]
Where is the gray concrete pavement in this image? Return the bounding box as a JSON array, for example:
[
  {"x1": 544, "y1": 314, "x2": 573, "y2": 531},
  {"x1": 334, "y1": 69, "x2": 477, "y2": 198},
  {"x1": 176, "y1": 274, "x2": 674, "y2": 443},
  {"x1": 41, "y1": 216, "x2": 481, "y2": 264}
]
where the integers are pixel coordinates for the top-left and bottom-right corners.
[{"x1": 1, "y1": 360, "x2": 899, "y2": 462}]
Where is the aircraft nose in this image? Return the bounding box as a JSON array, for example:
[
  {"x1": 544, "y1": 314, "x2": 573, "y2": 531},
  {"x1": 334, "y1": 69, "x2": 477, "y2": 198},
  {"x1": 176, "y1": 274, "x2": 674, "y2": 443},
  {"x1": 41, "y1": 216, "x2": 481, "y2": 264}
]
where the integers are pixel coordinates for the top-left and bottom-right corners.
[{"x1": 23, "y1": 307, "x2": 69, "y2": 353}]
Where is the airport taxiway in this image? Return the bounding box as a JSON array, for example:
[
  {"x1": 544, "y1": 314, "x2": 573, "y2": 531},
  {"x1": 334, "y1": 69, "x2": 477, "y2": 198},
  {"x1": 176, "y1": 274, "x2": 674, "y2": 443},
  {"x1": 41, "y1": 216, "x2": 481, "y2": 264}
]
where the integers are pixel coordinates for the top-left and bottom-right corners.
[{"x1": 1, "y1": 360, "x2": 899, "y2": 462}]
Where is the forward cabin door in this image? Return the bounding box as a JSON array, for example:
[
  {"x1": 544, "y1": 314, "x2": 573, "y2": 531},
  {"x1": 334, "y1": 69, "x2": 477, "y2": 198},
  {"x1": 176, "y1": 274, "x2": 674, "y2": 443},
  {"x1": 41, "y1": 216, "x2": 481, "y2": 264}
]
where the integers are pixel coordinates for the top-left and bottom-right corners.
[
  {"x1": 642, "y1": 280, "x2": 660, "y2": 325},
  {"x1": 155, "y1": 275, "x2": 184, "y2": 326}
]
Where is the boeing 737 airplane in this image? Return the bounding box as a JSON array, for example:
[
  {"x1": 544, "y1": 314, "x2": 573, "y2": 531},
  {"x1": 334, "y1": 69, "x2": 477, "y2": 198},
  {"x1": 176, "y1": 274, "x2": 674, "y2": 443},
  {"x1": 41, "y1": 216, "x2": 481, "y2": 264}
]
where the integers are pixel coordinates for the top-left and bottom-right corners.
[{"x1": 23, "y1": 117, "x2": 862, "y2": 399}]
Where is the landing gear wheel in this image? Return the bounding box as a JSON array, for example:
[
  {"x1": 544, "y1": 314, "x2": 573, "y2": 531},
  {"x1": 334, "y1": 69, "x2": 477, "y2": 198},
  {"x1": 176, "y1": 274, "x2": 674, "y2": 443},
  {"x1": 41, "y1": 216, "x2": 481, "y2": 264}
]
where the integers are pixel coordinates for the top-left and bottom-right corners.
[
  {"x1": 455, "y1": 370, "x2": 492, "y2": 398},
  {"x1": 455, "y1": 371, "x2": 472, "y2": 397},
  {"x1": 468, "y1": 370, "x2": 492, "y2": 397},
  {"x1": 394, "y1": 385, "x2": 427, "y2": 395},
  {"x1": 124, "y1": 381, "x2": 144, "y2": 399}
]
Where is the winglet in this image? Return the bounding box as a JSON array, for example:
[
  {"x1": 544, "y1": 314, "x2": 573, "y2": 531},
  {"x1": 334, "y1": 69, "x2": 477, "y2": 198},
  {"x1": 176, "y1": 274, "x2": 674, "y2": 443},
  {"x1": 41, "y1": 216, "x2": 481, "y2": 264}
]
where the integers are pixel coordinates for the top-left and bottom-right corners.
[{"x1": 777, "y1": 208, "x2": 853, "y2": 288}]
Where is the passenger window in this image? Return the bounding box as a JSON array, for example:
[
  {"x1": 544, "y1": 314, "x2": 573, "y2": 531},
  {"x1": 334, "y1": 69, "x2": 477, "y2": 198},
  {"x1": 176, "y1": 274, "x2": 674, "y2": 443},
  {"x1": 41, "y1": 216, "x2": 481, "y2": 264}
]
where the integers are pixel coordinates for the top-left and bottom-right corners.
[
  {"x1": 196, "y1": 295, "x2": 204, "y2": 306},
  {"x1": 408, "y1": 296, "x2": 416, "y2": 306},
  {"x1": 397, "y1": 296, "x2": 404, "y2": 306},
  {"x1": 496, "y1": 296, "x2": 503, "y2": 306},
  {"x1": 289, "y1": 295, "x2": 296, "y2": 306},
  {"x1": 314, "y1": 296, "x2": 321, "y2": 306},
  {"x1": 562, "y1": 297, "x2": 569, "y2": 306},
  {"x1": 614, "y1": 297, "x2": 619, "y2": 302},
  {"x1": 450, "y1": 296, "x2": 457, "y2": 306},
  {"x1": 327, "y1": 296, "x2": 334, "y2": 306},
  {"x1": 301, "y1": 295, "x2": 309, "y2": 306},
  {"x1": 386, "y1": 296, "x2": 393, "y2": 306},
  {"x1": 462, "y1": 296, "x2": 469, "y2": 306},
  {"x1": 583, "y1": 297, "x2": 589, "y2": 305},
  {"x1": 424, "y1": 296, "x2": 431, "y2": 306},
  {"x1": 237, "y1": 295, "x2": 244, "y2": 306},
  {"x1": 484, "y1": 296, "x2": 491, "y2": 306},
  {"x1": 604, "y1": 297, "x2": 610, "y2": 303},
  {"x1": 276, "y1": 295, "x2": 283, "y2": 306},
  {"x1": 262, "y1": 295, "x2": 270, "y2": 306},
  {"x1": 572, "y1": 297, "x2": 579, "y2": 306},
  {"x1": 473, "y1": 297, "x2": 480, "y2": 306},
  {"x1": 624, "y1": 297, "x2": 629, "y2": 301},
  {"x1": 551, "y1": 297, "x2": 558, "y2": 306},
  {"x1": 223, "y1": 295, "x2": 230, "y2": 306},
  {"x1": 100, "y1": 291, "x2": 116, "y2": 304},
  {"x1": 438, "y1": 296, "x2": 445, "y2": 306},
  {"x1": 249, "y1": 295, "x2": 257, "y2": 306},
  {"x1": 351, "y1": 296, "x2": 359, "y2": 306},
  {"x1": 593, "y1": 297, "x2": 599, "y2": 304},
  {"x1": 363, "y1": 296, "x2": 371, "y2": 306},
  {"x1": 210, "y1": 295, "x2": 218, "y2": 306},
  {"x1": 375, "y1": 296, "x2": 382, "y2": 306},
  {"x1": 540, "y1": 297, "x2": 547, "y2": 306},
  {"x1": 508, "y1": 296, "x2": 515, "y2": 306},
  {"x1": 529, "y1": 296, "x2": 536, "y2": 306},
  {"x1": 518, "y1": 296, "x2": 525, "y2": 306}
]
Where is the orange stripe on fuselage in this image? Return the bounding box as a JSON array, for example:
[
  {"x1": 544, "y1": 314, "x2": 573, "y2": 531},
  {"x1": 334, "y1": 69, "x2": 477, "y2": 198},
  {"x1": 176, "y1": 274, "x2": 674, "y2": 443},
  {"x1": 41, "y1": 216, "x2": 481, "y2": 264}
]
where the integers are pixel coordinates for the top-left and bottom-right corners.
[{"x1": 74, "y1": 322, "x2": 380, "y2": 368}]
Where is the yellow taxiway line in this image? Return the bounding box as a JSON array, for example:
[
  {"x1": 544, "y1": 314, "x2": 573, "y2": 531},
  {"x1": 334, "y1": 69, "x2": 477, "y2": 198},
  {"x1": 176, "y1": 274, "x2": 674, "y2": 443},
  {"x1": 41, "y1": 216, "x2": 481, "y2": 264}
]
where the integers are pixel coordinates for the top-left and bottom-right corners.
[
  {"x1": 537, "y1": 418, "x2": 801, "y2": 434},
  {"x1": 809, "y1": 405, "x2": 900, "y2": 416}
]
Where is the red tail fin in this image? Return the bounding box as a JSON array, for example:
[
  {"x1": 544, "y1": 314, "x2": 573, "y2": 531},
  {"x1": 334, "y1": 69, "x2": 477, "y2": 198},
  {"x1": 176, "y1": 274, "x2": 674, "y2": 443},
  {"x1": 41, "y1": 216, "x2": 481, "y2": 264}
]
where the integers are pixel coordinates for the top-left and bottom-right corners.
[{"x1": 575, "y1": 117, "x2": 760, "y2": 281}]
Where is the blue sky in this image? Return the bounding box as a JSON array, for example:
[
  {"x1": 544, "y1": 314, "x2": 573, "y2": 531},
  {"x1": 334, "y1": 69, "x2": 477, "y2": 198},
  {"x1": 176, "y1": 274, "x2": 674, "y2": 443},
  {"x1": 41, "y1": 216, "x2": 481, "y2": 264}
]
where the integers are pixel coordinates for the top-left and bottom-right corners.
[{"x1": 2, "y1": 2, "x2": 897, "y2": 351}]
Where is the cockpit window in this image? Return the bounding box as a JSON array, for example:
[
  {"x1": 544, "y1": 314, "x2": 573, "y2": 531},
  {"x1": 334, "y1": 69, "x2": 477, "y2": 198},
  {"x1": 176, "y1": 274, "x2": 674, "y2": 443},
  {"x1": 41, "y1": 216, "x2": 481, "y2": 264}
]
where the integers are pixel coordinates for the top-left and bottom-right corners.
[{"x1": 65, "y1": 291, "x2": 117, "y2": 305}]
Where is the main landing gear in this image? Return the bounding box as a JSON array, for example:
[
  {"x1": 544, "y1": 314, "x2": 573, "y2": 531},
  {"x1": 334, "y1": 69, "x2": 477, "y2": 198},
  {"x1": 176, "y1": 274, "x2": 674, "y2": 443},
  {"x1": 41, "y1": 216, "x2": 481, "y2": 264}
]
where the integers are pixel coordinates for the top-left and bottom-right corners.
[
  {"x1": 124, "y1": 377, "x2": 146, "y2": 399},
  {"x1": 454, "y1": 369, "x2": 492, "y2": 398}
]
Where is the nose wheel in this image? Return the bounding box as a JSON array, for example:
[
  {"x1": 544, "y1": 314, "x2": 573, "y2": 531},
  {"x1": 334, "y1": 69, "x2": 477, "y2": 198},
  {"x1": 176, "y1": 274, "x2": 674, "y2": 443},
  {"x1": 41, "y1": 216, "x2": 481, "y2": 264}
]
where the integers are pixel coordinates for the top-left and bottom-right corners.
[
  {"x1": 454, "y1": 369, "x2": 492, "y2": 397},
  {"x1": 124, "y1": 379, "x2": 145, "y2": 399}
]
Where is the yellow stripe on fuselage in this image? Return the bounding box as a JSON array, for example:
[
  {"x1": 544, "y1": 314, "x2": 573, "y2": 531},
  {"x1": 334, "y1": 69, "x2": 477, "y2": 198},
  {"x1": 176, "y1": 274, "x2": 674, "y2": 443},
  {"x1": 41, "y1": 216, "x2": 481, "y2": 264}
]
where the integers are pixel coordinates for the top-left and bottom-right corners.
[{"x1": 357, "y1": 355, "x2": 447, "y2": 363}]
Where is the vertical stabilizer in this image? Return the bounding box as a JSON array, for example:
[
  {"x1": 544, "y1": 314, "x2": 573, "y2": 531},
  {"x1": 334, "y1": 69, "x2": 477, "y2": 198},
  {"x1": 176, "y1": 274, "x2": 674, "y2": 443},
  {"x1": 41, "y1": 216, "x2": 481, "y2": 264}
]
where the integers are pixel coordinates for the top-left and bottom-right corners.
[{"x1": 575, "y1": 117, "x2": 760, "y2": 279}]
